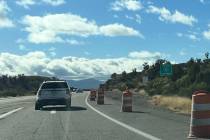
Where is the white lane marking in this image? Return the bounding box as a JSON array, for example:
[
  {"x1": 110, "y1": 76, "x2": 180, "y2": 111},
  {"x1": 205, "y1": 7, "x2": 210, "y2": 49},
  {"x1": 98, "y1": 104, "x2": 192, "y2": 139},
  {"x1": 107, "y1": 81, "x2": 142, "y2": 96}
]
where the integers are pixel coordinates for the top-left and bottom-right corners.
[
  {"x1": 85, "y1": 94, "x2": 162, "y2": 140},
  {"x1": 50, "y1": 110, "x2": 56, "y2": 114},
  {"x1": 0, "y1": 107, "x2": 23, "y2": 119},
  {"x1": 0, "y1": 96, "x2": 35, "y2": 104}
]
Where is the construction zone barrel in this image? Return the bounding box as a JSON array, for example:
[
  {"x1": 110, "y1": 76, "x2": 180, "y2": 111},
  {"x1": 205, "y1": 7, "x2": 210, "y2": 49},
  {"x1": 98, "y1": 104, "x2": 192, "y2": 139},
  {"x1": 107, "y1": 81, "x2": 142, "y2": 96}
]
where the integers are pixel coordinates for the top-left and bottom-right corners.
[
  {"x1": 97, "y1": 85, "x2": 104, "y2": 105},
  {"x1": 189, "y1": 90, "x2": 210, "y2": 139},
  {"x1": 90, "y1": 90, "x2": 96, "y2": 101},
  {"x1": 121, "y1": 89, "x2": 132, "y2": 112}
]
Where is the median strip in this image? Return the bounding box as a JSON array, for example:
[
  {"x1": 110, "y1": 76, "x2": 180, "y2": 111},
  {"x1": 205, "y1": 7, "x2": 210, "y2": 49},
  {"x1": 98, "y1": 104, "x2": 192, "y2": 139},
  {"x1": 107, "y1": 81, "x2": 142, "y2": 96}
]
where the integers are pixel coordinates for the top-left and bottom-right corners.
[
  {"x1": 0, "y1": 107, "x2": 23, "y2": 120},
  {"x1": 85, "y1": 94, "x2": 162, "y2": 140}
]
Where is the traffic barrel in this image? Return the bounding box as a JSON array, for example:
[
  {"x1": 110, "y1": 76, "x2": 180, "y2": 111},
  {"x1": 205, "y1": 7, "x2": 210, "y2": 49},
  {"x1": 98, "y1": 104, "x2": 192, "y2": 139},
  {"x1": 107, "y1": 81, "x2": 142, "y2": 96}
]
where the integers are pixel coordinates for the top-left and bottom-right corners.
[
  {"x1": 188, "y1": 90, "x2": 210, "y2": 139},
  {"x1": 97, "y1": 85, "x2": 104, "y2": 105},
  {"x1": 90, "y1": 90, "x2": 96, "y2": 101},
  {"x1": 121, "y1": 89, "x2": 132, "y2": 112}
]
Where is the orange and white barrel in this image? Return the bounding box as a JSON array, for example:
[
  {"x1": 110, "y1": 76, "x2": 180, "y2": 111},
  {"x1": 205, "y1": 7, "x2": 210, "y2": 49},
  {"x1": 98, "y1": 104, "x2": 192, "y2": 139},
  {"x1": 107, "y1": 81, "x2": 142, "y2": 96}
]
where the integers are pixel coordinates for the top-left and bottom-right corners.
[
  {"x1": 189, "y1": 90, "x2": 210, "y2": 139},
  {"x1": 90, "y1": 90, "x2": 96, "y2": 101},
  {"x1": 121, "y1": 90, "x2": 132, "y2": 112},
  {"x1": 97, "y1": 87, "x2": 104, "y2": 105}
]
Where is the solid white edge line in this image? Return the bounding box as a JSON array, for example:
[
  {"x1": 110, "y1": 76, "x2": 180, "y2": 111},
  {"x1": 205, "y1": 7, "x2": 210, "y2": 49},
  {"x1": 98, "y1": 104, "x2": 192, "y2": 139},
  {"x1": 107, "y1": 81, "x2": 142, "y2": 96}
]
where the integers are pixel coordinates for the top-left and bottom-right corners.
[
  {"x1": 0, "y1": 107, "x2": 23, "y2": 119},
  {"x1": 85, "y1": 93, "x2": 162, "y2": 140}
]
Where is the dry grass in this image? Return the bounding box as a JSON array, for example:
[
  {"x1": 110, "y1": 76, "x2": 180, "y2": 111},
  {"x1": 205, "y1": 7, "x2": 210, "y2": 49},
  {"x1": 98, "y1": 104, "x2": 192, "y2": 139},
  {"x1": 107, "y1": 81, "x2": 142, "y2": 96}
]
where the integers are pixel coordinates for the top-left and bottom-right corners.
[{"x1": 150, "y1": 95, "x2": 192, "y2": 114}]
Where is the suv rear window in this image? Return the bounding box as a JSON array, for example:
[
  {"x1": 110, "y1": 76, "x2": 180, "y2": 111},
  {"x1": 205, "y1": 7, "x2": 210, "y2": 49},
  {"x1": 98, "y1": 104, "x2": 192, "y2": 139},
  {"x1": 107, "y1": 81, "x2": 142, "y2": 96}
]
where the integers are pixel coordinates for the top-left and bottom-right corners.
[{"x1": 41, "y1": 82, "x2": 68, "y2": 89}]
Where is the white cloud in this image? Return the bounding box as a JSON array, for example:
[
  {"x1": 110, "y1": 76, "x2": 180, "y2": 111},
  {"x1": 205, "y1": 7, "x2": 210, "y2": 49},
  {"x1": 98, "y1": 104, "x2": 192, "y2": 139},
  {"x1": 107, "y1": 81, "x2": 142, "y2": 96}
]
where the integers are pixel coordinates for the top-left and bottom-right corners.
[
  {"x1": 177, "y1": 32, "x2": 200, "y2": 41},
  {"x1": 111, "y1": 0, "x2": 143, "y2": 11},
  {"x1": 16, "y1": 0, "x2": 36, "y2": 9},
  {"x1": 186, "y1": 34, "x2": 200, "y2": 41},
  {"x1": 125, "y1": 14, "x2": 141, "y2": 24},
  {"x1": 16, "y1": 0, "x2": 65, "y2": 8},
  {"x1": 200, "y1": 0, "x2": 205, "y2": 4},
  {"x1": 135, "y1": 14, "x2": 141, "y2": 24},
  {"x1": 27, "y1": 30, "x2": 64, "y2": 44},
  {"x1": 125, "y1": 15, "x2": 134, "y2": 20},
  {"x1": 22, "y1": 13, "x2": 142, "y2": 44},
  {"x1": 42, "y1": 0, "x2": 65, "y2": 6},
  {"x1": 0, "y1": 1, "x2": 14, "y2": 28},
  {"x1": 50, "y1": 52, "x2": 56, "y2": 57},
  {"x1": 0, "y1": 51, "x2": 164, "y2": 80},
  {"x1": 147, "y1": 6, "x2": 197, "y2": 26},
  {"x1": 99, "y1": 23, "x2": 143, "y2": 37},
  {"x1": 203, "y1": 30, "x2": 210, "y2": 40},
  {"x1": 18, "y1": 44, "x2": 26, "y2": 50},
  {"x1": 203, "y1": 25, "x2": 210, "y2": 40},
  {"x1": 177, "y1": 33, "x2": 183, "y2": 37},
  {"x1": 66, "y1": 39, "x2": 84, "y2": 45},
  {"x1": 128, "y1": 51, "x2": 161, "y2": 59}
]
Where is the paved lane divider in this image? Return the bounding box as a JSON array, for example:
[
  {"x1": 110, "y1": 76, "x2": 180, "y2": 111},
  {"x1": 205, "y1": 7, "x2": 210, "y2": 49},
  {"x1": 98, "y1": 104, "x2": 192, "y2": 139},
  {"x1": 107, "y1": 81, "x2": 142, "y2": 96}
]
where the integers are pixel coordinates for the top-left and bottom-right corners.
[
  {"x1": 85, "y1": 94, "x2": 162, "y2": 140},
  {"x1": 188, "y1": 90, "x2": 210, "y2": 139},
  {"x1": 0, "y1": 107, "x2": 23, "y2": 120}
]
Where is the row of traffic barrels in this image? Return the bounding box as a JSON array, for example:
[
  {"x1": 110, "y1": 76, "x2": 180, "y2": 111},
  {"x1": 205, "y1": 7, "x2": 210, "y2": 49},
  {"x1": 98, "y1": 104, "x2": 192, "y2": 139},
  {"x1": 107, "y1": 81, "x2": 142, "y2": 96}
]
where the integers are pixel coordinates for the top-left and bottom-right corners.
[
  {"x1": 89, "y1": 84, "x2": 104, "y2": 105},
  {"x1": 89, "y1": 85, "x2": 132, "y2": 112},
  {"x1": 90, "y1": 88, "x2": 210, "y2": 139}
]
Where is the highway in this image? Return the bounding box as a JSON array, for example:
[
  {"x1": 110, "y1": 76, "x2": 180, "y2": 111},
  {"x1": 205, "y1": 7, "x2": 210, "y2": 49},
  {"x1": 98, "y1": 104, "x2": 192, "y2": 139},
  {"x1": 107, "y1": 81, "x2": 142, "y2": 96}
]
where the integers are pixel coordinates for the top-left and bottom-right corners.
[{"x1": 0, "y1": 92, "x2": 205, "y2": 140}]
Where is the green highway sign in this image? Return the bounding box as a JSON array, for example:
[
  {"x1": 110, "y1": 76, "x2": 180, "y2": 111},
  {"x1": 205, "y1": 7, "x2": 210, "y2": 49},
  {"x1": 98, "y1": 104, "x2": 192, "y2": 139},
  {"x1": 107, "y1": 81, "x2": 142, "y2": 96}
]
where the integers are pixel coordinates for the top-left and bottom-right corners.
[{"x1": 160, "y1": 63, "x2": 173, "y2": 76}]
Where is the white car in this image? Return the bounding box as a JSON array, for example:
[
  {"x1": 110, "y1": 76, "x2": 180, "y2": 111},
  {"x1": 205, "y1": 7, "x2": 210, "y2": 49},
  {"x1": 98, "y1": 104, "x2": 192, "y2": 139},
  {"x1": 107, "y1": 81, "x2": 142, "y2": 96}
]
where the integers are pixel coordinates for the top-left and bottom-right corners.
[{"x1": 35, "y1": 81, "x2": 71, "y2": 110}]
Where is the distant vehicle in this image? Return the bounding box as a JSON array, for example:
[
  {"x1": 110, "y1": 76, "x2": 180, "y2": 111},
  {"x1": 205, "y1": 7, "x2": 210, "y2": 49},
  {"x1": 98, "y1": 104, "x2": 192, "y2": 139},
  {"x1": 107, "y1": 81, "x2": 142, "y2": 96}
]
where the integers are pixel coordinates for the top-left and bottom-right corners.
[
  {"x1": 70, "y1": 87, "x2": 77, "y2": 93},
  {"x1": 90, "y1": 89, "x2": 96, "y2": 101},
  {"x1": 35, "y1": 81, "x2": 71, "y2": 110},
  {"x1": 83, "y1": 89, "x2": 91, "y2": 91}
]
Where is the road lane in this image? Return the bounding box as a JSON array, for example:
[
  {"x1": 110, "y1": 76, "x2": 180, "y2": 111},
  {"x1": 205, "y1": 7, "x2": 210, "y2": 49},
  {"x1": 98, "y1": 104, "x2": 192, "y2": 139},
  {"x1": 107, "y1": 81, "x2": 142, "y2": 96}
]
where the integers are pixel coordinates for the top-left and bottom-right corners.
[
  {"x1": 0, "y1": 107, "x2": 23, "y2": 119},
  {"x1": 85, "y1": 94, "x2": 161, "y2": 140},
  {"x1": 0, "y1": 93, "x2": 147, "y2": 140},
  {"x1": 0, "y1": 96, "x2": 34, "y2": 115},
  {"x1": 88, "y1": 91, "x2": 207, "y2": 140}
]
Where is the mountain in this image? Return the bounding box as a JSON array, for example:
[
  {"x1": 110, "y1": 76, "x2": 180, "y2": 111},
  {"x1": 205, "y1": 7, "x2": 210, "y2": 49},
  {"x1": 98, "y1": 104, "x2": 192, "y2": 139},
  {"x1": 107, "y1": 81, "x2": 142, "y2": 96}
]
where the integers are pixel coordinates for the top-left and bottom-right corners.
[{"x1": 68, "y1": 78, "x2": 103, "y2": 89}]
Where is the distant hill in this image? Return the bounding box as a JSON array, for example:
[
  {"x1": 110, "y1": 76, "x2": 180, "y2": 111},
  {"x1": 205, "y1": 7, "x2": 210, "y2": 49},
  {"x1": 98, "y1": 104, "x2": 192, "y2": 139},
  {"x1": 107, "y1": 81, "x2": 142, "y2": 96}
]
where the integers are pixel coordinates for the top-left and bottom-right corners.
[
  {"x1": 104, "y1": 54, "x2": 210, "y2": 98},
  {"x1": 68, "y1": 78, "x2": 103, "y2": 89},
  {"x1": 0, "y1": 75, "x2": 57, "y2": 97}
]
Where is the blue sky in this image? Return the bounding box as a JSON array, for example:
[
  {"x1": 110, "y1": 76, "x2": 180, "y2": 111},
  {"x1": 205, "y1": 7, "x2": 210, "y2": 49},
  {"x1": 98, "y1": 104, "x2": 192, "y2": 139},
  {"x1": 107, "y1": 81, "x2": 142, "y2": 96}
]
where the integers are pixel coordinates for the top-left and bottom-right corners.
[{"x1": 0, "y1": 0, "x2": 210, "y2": 80}]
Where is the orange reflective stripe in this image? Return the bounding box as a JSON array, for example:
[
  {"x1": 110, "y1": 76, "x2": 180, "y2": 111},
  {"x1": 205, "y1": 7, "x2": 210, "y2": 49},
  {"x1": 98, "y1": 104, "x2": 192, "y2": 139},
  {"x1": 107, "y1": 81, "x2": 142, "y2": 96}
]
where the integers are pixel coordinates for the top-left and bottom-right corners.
[
  {"x1": 193, "y1": 94, "x2": 210, "y2": 104},
  {"x1": 193, "y1": 111, "x2": 210, "y2": 119}
]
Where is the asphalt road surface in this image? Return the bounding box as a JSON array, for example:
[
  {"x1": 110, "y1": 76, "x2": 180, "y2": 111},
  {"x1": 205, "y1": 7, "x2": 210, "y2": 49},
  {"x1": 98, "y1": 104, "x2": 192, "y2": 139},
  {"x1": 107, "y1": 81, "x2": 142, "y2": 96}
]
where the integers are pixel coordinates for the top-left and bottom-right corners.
[{"x1": 0, "y1": 92, "x2": 206, "y2": 140}]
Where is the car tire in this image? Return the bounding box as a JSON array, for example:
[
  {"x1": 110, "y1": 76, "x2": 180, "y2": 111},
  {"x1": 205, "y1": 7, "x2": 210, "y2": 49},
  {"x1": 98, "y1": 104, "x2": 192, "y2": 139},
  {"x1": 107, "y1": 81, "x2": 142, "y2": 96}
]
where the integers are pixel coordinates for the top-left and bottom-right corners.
[
  {"x1": 65, "y1": 100, "x2": 71, "y2": 110},
  {"x1": 35, "y1": 102, "x2": 41, "y2": 110}
]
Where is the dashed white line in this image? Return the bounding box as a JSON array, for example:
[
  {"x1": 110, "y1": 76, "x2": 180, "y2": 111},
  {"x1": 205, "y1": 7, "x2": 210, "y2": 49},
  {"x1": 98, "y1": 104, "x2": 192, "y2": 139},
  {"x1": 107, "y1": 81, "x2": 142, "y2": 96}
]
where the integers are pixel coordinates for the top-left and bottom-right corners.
[
  {"x1": 0, "y1": 107, "x2": 23, "y2": 119},
  {"x1": 85, "y1": 94, "x2": 162, "y2": 140}
]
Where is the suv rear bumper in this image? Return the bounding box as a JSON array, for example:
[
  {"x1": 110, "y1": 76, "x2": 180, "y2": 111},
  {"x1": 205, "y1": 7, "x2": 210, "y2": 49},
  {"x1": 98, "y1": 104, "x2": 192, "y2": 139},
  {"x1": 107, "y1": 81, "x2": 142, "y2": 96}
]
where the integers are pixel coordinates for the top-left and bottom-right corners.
[{"x1": 37, "y1": 98, "x2": 71, "y2": 106}]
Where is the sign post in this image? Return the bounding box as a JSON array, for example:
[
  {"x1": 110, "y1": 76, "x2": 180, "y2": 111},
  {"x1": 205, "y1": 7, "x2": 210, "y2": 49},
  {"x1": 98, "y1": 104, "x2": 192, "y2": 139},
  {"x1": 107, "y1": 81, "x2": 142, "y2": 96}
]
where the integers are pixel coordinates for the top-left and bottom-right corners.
[{"x1": 142, "y1": 76, "x2": 149, "y2": 85}]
